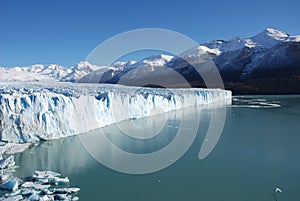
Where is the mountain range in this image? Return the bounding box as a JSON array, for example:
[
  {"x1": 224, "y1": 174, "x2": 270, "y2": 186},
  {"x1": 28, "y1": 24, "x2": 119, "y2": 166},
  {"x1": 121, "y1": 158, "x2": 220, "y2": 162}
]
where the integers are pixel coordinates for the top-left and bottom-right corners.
[
  {"x1": 0, "y1": 61, "x2": 106, "y2": 82},
  {"x1": 1, "y1": 28, "x2": 299, "y2": 94}
]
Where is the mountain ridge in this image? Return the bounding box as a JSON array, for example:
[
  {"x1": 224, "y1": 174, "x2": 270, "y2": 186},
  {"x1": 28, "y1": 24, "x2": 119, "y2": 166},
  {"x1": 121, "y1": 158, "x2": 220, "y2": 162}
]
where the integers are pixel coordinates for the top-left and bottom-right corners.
[{"x1": 1, "y1": 28, "x2": 299, "y2": 94}]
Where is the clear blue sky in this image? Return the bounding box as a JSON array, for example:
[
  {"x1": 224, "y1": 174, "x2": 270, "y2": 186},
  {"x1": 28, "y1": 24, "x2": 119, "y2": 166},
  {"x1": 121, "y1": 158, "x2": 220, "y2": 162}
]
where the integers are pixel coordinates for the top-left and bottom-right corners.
[{"x1": 1, "y1": 0, "x2": 299, "y2": 67}]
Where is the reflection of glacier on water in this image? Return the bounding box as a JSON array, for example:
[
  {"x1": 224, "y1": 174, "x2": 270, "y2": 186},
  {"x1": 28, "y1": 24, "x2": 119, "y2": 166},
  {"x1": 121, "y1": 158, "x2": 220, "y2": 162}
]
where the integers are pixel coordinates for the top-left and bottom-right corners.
[
  {"x1": 13, "y1": 106, "x2": 207, "y2": 176},
  {"x1": 91, "y1": 108, "x2": 187, "y2": 154},
  {"x1": 79, "y1": 105, "x2": 208, "y2": 174},
  {"x1": 232, "y1": 97, "x2": 281, "y2": 108},
  {"x1": 13, "y1": 137, "x2": 90, "y2": 178}
]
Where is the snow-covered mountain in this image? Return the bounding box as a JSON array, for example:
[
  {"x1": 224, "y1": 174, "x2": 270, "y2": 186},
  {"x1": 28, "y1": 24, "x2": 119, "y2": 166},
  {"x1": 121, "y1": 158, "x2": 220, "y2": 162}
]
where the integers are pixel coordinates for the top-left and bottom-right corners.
[
  {"x1": 204, "y1": 28, "x2": 300, "y2": 81},
  {"x1": 0, "y1": 54, "x2": 173, "y2": 83},
  {"x1": 78, "y1": 54, "x2": 174, "y2": 84},
  {"x1": 0, "y1": 64, "x2": 67, "y2": 82},
  {"x1": 91, "y1": 28, "x2": 300, "y2": 94},
  {"x1": 0, "y1": 62, "x2": 104, "y2": 82},
  {"x1": 62, "y1": 61, "x2": 104, "y2": 82},
  {"x1": 1, "y1": 28, "x2": 299, "y2": 94},
  {"x1": 172, "y1": 28, "x2": 300, "y2": 93},
  {"x1": 111, "y1": 60, "x2": 137, "y2": 69}
]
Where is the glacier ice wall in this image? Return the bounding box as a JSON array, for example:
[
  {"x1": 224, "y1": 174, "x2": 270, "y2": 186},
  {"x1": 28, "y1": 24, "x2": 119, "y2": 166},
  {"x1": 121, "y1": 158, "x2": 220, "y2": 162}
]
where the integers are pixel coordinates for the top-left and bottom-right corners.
[{"x1": 0, "y1": 83, "x2": 231, "y2": 143}]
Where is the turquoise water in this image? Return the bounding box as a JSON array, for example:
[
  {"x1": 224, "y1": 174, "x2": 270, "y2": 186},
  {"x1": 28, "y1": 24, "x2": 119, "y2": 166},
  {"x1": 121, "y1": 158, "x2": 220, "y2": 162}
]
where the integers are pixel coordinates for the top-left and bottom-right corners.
[{"x1": 14, "y1": 95, "x2": 300, "y2": 201}]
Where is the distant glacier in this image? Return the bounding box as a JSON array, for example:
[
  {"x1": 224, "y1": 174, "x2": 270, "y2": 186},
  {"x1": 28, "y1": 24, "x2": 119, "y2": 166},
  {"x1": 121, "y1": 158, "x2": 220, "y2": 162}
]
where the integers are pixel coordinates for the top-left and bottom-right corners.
[{"x1": 0, "y1": 83, "x2": 231, "y2": 143}]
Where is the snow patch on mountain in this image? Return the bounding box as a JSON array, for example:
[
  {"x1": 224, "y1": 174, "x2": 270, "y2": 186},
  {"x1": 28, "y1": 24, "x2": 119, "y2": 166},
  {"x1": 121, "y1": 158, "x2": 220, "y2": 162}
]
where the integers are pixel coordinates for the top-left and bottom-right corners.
[
  {"x1": 204, "y1": 28, "x2": 299, "y2": 53},
  {"x1": 250, "y1": 28, "x2": 289, "y2": 48},
  {"x1": 78, "y1": 54, "x2": 174, "y2": 83},
  {"x1": 112, "y1": 60, "x2": 137, "y2": 69},
  {"x1": 76, "y1": 66, "x2": 122, "y2": 83},
  {"x1": 127, "y1": 54, "x2": 174, "y2": 69},
  {"x1": 178, "y1": 45, "x2": 221, "y2": 64},
  {"x1": 61, "y1": 61, "x2": 104, "y2": 82},
  {"x1": 0, "y1": 64, "x2": 68, "y2": 82},
  {"x1": 0, "y1": 62, "x2": 103, "y2": 83}
]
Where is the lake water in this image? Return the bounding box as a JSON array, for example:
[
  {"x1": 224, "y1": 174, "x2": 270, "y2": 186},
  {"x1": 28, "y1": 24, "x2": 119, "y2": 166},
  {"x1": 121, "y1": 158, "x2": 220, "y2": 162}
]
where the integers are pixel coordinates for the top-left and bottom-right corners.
[{"x1": 14, "y1": 95, "x2": 300, "y2": 201}]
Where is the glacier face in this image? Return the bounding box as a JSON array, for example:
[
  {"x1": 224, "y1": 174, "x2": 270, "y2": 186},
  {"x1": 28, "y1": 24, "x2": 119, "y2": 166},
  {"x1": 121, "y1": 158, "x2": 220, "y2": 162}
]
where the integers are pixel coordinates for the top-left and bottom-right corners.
[{"x1": 0, "y1": 83, "x2": 231, "y2": 143}]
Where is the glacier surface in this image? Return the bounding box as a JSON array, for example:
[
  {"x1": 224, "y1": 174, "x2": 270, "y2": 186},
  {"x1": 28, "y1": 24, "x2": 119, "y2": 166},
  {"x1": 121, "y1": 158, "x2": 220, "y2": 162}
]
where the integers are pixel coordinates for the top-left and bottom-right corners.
[{"x1": 0, "y1": 83, "x2": 231, "y2": 143}]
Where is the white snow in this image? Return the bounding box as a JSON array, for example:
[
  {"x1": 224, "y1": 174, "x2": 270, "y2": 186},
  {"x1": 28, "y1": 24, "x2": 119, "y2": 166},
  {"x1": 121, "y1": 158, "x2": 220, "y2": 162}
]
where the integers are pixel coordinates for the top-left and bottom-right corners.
[
  {"x1": 63, "y1": 61, "x2": 107, "y2": 82},
  {"x1": 204, "y1": 28, "x2": 300, "y2": 53},
  {"x1": 0, "y1": 62, "x2": 103, "y2": 83},
  {"x1": 21, "y1": 182, "x2": 50, "y2": 190},
  {"x1": 0, "y1": 82, "x2": 231, "y2": 143},
  {"x1": 77, "y1": 54, "x2": 173, "y2": 83},
  {"x1": 126, "y1": 54, "x2": 174, "y2": 69},
  {"x1": 250, "y1": 28, "x2": 288, "y2": 48},
  {"x1": 112, "y1": 60, "x2": 137, "y2": 69},
  {"x1": 204, "y1": 37, "x2": 251, "y2": 52},
  {"x1": 77, "y1": 66, "x2": 121, "y2": 83},
  {"x1": 78, "y1": 54, "x2": 174, "y2": 83},
  {"x1": 180, "y1": 45, "x2": 221, "y2": 60}
]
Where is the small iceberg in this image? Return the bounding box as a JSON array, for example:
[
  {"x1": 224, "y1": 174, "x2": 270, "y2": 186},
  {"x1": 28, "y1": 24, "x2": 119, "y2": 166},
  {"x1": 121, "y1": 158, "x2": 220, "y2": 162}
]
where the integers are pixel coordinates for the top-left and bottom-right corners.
[
  {"x1": 0, "y1": 143, "x2": 34, "y2": 155},
  {"x1": 33, "y1": 170, "x2": 60, "y2": 184},
  {"x1": 21, "y1": 182, "x2": 50, "y2": 190},
  {"x1": 21, "y1": 189, "x2": 37, "y2": 196},
  {"x1": 0, "y1": 180, "x2": 18, "y2": 191},
  {"x1": 0, "y1": 194, "x2": 23, "y2": 201},
  {"x1": 0, "y1": 169, "x2": 80, "y2": 200},
  {"x1": 0, "y1": 142, "x2": 34, "y2": 168},
  {"x1": 0, "y1": 175, "x2": 9, "y2": 183},
  {"x1": 28, "y1": 193, "x2": 40, "y2": 201},
  {"x1": 0, "y1": 156, "x2": 15, "y2": 169},
  {"x1": 52, "y1": 176, "x2": 70, "y2": 185},
  {"x1": 274, "y1": 187, "x2": 282, "y2": 193},
  {"x1": 53, "y1": 187, "x2": 80, "y2": 194},
  {"x1": 0, "y1": 147, "x2": 80, "y2": 200}
]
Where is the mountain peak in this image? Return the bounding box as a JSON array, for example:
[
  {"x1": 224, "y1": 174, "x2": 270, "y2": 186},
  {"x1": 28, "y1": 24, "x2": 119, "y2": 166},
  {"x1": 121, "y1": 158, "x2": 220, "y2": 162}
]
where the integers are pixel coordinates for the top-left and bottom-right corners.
[
  {"x1": 261, "y1": 28, "x2": 289, "y2": 38},
  {"x1": 252, "y1": 28, "x2": 289, "y2": 41},
  {"x1": 76, "y1": 61, "x2": 92, "y2": 68},
  {"x1": 250, "y1": 28, "x2": 289, "y2": 48},
  {"x1": 141, "y1": 54, "x2": 174, "y2": 62}
]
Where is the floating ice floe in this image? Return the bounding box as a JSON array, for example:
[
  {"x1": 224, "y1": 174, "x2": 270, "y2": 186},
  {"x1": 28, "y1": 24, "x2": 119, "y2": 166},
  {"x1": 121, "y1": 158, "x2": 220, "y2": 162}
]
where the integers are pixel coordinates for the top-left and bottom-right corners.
[
  {"x1": 0, "y1": 153, "x2": 80, "y2": 200},
  {"x1": 0, "y1": 143, "x2": 34, "y2": 155},
  {"x1": 32, "y1": 170, "x2": 70, "y2": 186},
  {"x1": 34, "y1": 171, "x2": 61, "y2": 178},
  {"x1": 21, "y1": 182, "x2": 50, "y2": 190},
  {"x1": 53, "y1": 188, "x2": 81, "y2": 194},
  {"x1": 0, "y1": 175, "x2": 9, "y2": 182},
  {"x1": 1, "y1": 174, "x2": 80, "y2": 199},
  {"x1": 52, "y1": 176, "x2": 70, "y2": 185},
  {"x1": 0, "y1": 180, "x2": 18, "y2": 191},
  {"x1": 0, "y1": 156, "x2": 15, "y2": 169},
  {"x1": 28, "y1": 193, "x2": 40, "y2": 201},
  {"x1": 0, "y1": 194, "x2": 23, "y2": 201},
  {"x1": 275, "y1": 187, "x2": 282, "y2": 193}
]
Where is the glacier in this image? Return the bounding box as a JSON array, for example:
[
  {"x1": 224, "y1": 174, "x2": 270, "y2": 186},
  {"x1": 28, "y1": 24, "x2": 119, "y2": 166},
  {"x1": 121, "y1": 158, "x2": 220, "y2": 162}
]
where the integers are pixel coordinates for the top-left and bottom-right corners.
[{"x1": 0, "y1": 83, "x2": 231, "y2": 143}]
